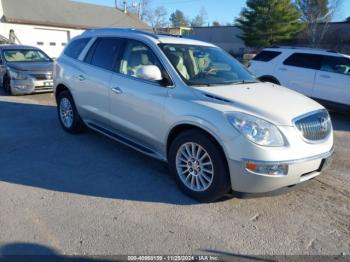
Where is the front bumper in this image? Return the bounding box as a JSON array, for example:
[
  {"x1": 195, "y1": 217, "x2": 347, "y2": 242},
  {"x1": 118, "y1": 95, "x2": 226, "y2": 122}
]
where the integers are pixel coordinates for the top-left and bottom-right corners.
[
  {"x1": 10, "y1": 79, "x2": 53, "y2": 95},
  {"x1": 227, "y1": 147, "x2": 334, "y2": 193}
]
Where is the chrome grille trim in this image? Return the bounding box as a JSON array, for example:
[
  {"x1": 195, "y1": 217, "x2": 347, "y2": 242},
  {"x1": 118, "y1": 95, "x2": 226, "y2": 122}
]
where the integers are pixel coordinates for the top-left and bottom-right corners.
[
  {"x1": 30, "y1": 73, "x2": 53, "y2": 81},
  {"x1": 293, "y1": 110, "x2": 332, "y2": 143}
]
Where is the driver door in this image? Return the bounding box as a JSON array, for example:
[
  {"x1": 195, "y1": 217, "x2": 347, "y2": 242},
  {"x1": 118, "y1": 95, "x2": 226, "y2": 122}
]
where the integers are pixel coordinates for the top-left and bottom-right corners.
[{"x1": 109, "y1": 39, "x2": 169, "y2": 153}]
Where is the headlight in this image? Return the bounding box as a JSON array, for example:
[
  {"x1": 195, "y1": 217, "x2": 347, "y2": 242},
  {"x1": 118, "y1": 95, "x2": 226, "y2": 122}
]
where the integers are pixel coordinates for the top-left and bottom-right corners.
[
  {"x1": 227, "y1": 112, "x2": 285, "y2": 147},
  {"x1": 8, "y1": 69, "x2": 28, "y2": 80}
]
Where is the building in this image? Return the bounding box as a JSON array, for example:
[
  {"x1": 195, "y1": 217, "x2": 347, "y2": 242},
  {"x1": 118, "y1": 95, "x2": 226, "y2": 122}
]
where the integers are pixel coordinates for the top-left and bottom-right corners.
[
  {"x1": 161, "y1": 22, "x2": 350, "y2": 56},
  {"x1": 160, "y1": 26, "x2": 248, "y2": 55},
  {"x1": 0, "y1": 0, "x2": 149, "y2": 57}
]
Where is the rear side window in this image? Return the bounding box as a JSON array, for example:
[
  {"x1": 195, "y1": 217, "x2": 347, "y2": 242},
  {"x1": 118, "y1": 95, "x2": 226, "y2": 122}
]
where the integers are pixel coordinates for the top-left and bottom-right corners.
[
  {"x1": 283, "y1": 53, "x2": 322, "y2": 70},
  {"x1": 88, "y1": 38, "x2": 121, "y2": 71},
  {"x1": 64, "y1": 38, "x2": 91, "y2": 59},
  {"x1": 321, "y1": 56, "x2": 350, "y2": 75},
  {"x1": 253, "y1": 51, "x2": 281, "y2": 62}
]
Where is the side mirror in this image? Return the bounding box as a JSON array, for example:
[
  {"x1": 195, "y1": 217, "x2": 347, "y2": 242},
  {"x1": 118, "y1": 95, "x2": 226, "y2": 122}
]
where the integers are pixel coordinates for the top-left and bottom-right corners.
[{"x1": 136, "y1": 65, "x2": 163, "y2": 81}]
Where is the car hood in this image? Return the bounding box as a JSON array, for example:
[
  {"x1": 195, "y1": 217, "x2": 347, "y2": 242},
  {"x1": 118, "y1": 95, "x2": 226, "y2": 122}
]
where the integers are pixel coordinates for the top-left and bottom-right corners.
[
  {"x1": 193, "y1": 82, "x2": 324, "y2": 126},
  {"x1": 7, "y1": 62, "x2": 53, "y2": 72}
]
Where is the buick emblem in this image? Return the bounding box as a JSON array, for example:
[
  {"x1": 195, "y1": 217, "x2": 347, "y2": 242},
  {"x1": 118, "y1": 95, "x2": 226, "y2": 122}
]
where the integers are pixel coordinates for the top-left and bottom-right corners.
[{"x1": 319, "y1": 117, "x2": 328, "y2": 132}]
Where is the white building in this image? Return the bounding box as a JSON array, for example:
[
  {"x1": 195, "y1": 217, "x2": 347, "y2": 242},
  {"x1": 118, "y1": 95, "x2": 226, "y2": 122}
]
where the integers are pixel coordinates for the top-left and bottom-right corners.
[{"x1": 0, "y1": 0, "x2": 149, "y2": 57}]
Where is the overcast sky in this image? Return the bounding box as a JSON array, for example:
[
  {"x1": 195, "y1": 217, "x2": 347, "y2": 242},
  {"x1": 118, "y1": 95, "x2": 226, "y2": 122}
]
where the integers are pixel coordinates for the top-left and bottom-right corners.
[{"x1": 75, "y1": 0, "x2": 350, "y2": 25}]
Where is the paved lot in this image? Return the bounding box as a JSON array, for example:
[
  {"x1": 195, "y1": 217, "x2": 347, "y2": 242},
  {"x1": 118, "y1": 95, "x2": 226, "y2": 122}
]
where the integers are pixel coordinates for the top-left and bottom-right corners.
[{"x1": 0, "y1": 90, "x2": 349, "y2": 257}]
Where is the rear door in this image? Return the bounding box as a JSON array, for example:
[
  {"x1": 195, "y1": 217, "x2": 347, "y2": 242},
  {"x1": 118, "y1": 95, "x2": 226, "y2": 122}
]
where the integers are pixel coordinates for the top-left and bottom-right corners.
[
  {"x1": 276, "y1": 53, "x2": 322, "y2": 96},
  {"x1": 313, "y1": 55, "x2": 350, "y2": 106},
  {"x1": 73, "y1": 37, "x2": 122, "y2": 126}
]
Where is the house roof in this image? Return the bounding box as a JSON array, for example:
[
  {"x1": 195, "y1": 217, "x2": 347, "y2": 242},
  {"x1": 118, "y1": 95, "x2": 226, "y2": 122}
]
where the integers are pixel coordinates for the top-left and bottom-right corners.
[{"x1": 0, "y1": 0, "x2": 150, "y2": 30}]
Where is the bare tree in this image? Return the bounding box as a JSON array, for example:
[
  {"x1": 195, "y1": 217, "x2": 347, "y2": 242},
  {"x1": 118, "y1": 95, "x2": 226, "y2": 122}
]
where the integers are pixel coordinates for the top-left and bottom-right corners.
[
  {"x1": 295, "y1": 0, "x2": 344, "y2": 47},
  {"x1": 146, "y1": 6, "x2": 168, "y2": 31},
  {"x1": 191, "y1": 7, "x2": 208, "y2": 27},
  {"x1": 127, "y1": 0, "x2": 152, "y2": 22}
]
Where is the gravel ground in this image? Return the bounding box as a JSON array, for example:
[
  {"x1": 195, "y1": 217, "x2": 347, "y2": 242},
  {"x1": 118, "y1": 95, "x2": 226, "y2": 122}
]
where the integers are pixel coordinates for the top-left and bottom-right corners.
[{"x1": 0, "y1": 90, "x2": 349, "y2": 257}]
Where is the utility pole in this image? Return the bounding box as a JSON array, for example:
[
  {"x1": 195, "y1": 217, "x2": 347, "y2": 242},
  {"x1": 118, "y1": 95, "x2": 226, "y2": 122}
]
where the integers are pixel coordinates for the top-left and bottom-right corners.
[
  {"x1": 123, "y1": 0, "x2": 127, "y2": 13},
  {"x1": 132, "y1": 1, "x2": 142, "y2": 20}
]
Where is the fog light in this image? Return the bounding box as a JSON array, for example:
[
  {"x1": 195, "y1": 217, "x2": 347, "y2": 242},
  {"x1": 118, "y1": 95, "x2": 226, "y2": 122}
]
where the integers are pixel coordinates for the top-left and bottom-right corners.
[{"x1": 245, "y1": 162, "x2": 288, "y2": 176}]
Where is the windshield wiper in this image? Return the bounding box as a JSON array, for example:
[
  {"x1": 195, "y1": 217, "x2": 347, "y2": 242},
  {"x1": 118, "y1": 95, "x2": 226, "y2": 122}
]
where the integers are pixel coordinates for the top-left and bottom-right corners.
[{"x1": 231, "y1": 80, "x2": 258, "y2": 85}]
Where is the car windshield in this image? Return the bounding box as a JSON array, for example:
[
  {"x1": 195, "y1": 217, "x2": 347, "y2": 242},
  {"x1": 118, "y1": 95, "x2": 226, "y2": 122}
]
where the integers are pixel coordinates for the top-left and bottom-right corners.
[
  {"x1": 159, "y1": 43, "x2": 257, "y2": 86},
  {"x1": 3, "y1": 49, "x2": 52, "y2": 63}
]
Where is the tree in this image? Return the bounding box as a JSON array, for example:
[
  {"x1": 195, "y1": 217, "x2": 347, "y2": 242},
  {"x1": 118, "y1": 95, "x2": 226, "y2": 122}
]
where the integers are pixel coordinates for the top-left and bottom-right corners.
[
  {"x1": 127, "y1": 0, "x2": 152, "y2": 22},
  {"x1": 295, "y1": 0, "x2": 343, "y2": 47},
  {"x1": 146, "y1": 6, "x2": 168, "y2": 30},
  {"x1": 212, "y1": 21, "x2": 221, "y2": 26},
  {"x1": 169, "y1": 10, "x2": 189, "y2": 27},
  {"x1": 191, "y1": 8, "x2": 208, "y2": 27},
  {"x1": 345, "y1": 16, "x2": 350, "y2": 23},
  {"x1": 296, "y1": 0, "x2": 330, "y2": 23},
  {"x1": 235, "y1": 0, "x2": 304, "y2": 48}
]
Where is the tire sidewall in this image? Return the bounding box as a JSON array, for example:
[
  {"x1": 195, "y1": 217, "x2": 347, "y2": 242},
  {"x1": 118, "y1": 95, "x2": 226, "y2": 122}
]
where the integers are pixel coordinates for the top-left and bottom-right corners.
[
  {"x1": 57, "y1": 91, "x2": 84, "y2": 133},
  {"x1": 169, "y1": 130, "x2": 231, "y2": 202},
  {"x1": 4, "y1": 76, "x2": 12, "y2": 95}
]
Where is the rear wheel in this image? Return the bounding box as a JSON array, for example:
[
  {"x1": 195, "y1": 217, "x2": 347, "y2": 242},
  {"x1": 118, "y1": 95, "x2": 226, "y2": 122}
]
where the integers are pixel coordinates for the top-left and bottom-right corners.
[
  {"x1": 169, "y1": 130, "x2": 231, "y2": 202},
  {"x1": 57, "y1": 90, "x2": 85, "y2": 134}
]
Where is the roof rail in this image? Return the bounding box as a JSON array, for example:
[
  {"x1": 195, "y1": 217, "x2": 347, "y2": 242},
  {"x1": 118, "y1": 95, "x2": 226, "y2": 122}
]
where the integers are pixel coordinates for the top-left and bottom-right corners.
[
  {"x1": 156, "y1": 32, "x2": 183, "y2": 38},
  {"x1": 82, "y1": 28, "x2": 159, "y2": 39},
  {"x1": 269, "y1": 45, "x2": 338, "y2": 53}
]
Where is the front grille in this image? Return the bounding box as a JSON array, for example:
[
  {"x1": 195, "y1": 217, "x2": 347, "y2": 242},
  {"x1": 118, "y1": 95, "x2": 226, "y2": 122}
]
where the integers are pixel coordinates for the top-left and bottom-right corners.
[
  {"x1": 31, "y1": 73, "x2": 53, "y2": 80},
  {"x1": 294, "y1": 110, "x2": 332, "y2": 142}
]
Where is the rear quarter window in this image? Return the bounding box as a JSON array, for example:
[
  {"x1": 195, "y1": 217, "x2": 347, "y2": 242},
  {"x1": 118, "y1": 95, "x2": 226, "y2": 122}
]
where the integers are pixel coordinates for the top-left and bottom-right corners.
[
  {"x1": 253, "y1": 51, "x2": 282, "y2": 62},
  {"x1": 283, "y1": 53, "x2": 322, "y2": 70},
  {"x1": 64, "y1": 38, "x2": 91, "y2": 59}
]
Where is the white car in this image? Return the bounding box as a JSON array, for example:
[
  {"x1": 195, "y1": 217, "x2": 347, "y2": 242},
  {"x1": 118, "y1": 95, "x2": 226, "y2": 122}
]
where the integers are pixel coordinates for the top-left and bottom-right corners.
[
  {"x1": 54, "y1": 29, "x2": 334, "y2": 202},
  {"x1": 249, "y1": 47, "x2": 350, "y2": 112}
]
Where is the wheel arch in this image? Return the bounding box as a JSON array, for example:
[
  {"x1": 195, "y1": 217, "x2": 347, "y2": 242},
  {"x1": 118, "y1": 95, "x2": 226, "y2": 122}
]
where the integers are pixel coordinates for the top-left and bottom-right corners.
[
  {"x1": 166, "y1": 123, "x2": 229, "y2": 166},
  {"x1": 55, "y1": 84, "x2": 71, "y2": 102},
  {"x1": 259, "y1": 75, "x2": 280, "y2": 85}
]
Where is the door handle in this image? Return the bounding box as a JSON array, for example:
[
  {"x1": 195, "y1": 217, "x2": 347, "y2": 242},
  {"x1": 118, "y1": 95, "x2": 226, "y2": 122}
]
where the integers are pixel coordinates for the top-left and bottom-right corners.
[
  {"x1": 320, "y1": 74, "x2": 331, "y2": 79},
  {"x1": 111, "y1": 87, "x2": 123, "y2": 94},
  {"x1": 78, "y1": 75, "x2": 86, "y2": 81}
]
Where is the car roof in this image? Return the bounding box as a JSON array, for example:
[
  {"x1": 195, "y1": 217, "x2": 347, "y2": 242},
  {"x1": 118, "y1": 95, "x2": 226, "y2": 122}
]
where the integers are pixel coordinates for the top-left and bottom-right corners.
[
  {"x1": 80, "y1": 28, "x2": 216, "y2": 47},
  {"x1": 0, "y1": 44, "x2": 41, "y2": 50},
  {"x1": 263, "y1": 46, "x2": 350, "y2": 58}
]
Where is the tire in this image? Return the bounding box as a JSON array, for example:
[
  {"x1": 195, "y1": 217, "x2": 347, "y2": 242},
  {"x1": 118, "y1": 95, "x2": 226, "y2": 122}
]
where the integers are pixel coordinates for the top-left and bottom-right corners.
[
  {"x1": 57, "y1": 90, "x2": 85, "y2": 134},
  {"x1": 168, "y1": 130, "x2": 231, "y2": 202},
  {"x1": 3, "y1": 76, "x2": 12, "y2": 95}
]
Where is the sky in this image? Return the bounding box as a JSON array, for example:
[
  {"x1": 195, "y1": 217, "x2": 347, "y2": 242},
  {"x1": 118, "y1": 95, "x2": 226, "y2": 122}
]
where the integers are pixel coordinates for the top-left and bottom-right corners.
[{"x1": 75, "y1": 0, "x2": 350, "y2": 25}]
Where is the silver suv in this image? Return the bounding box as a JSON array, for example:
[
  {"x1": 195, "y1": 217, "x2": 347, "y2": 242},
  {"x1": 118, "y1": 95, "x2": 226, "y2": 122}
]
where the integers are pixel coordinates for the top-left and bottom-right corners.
[{"x1": 54, "y1": 29, "x2": 334, "y2": 202}]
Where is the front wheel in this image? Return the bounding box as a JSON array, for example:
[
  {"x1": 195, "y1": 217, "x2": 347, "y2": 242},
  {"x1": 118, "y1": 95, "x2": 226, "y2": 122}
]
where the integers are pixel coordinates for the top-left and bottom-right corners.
[
  {"x1": 169, "y1": 130, "x2": 231, "y2": 202},
  {"x1": 57, "y1": 91, "x2": 85, "y2": 134},
  {"x1": 3, "y1": 76, "x2": 12, "y2": 95}
]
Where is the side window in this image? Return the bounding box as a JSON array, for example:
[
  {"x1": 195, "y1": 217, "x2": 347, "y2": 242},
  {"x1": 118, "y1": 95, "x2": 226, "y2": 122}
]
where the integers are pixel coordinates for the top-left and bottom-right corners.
[
  {"x1": 89, "y1": 38, "x2": 121, "y2": 71},
  {"x1": 64, "y1": 38, "x2": 91, "y2": 59},
  {"x1": 321, "y1": 56, "x2": 350, "y2": 75},
  {"x1": 283, "y1": 53, "x2": 322, "y2": 70},
  {"x1": 253, "y1": 51, "x2": 281, "y2": 62},
  {"x1": 119, "y1": 40, "x2": 163, "y2": 81}
]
